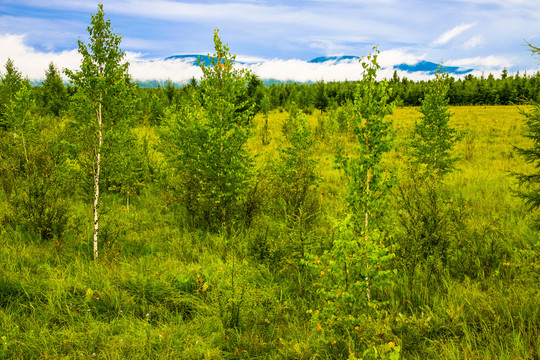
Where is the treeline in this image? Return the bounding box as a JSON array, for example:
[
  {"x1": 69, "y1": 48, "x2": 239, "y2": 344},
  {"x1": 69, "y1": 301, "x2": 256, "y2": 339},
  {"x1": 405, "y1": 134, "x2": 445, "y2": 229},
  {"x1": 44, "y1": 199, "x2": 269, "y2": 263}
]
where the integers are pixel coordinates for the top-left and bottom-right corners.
[
  {"x1": 261, "y1": 70, "x2": 540, "y2": 111},
  {"x1": 133, "y1": 69, "x2": 540, "y2": 121},
  {"x1": 2, "y1": 61, "x2": 539, "y2": 123}
]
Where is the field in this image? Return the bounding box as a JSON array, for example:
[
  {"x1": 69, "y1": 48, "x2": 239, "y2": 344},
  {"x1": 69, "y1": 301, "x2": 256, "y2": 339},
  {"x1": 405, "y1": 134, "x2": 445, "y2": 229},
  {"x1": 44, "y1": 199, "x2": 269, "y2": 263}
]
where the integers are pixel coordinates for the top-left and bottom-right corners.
[{"x1": 1, "y1": 105, "x2": 539, "y2": 359}]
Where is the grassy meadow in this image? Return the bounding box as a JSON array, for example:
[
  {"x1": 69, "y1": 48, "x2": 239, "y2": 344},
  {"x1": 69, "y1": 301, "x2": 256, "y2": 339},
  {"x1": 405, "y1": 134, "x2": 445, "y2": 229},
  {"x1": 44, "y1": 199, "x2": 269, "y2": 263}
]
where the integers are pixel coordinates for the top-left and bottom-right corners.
[{"x1": 1, "y1": 105, "x2": 539, "y2": 359}]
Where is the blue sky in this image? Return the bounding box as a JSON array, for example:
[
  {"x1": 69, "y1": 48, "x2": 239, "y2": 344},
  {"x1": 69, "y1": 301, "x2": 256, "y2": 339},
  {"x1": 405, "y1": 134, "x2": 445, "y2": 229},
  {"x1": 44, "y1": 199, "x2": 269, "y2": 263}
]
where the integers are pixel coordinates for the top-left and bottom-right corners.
[{"x1": 0, "y1": 0, "x2": 539, "y2": 82}]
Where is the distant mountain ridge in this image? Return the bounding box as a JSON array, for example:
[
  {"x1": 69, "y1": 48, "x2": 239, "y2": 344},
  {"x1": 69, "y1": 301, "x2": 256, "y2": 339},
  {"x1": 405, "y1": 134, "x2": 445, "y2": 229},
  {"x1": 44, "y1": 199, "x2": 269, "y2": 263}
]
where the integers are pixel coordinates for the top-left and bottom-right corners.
[
  {"x1": 164, "y1": 54, "x2": 251, "y2": 66},
  {"x1": 308, "y1": 55, "x2": 360, "y2": 63},
  {"x1": 394, "y1": 60, "x2": 472, "y2": 75},
  {"x1": 163, "y1": 54, "x2": 473, "y2": 76}
]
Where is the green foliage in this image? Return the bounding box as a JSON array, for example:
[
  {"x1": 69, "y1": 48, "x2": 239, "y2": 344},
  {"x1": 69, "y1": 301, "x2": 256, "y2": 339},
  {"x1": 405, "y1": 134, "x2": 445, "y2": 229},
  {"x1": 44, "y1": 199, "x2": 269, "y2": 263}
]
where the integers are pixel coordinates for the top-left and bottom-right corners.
[
  {"x1": 0, "y1": 83, "x2": 34, "y2": 194},
  {"x1": 148, "y1": 93, "x2": 166, "y2": 125},
  {"x1": 64, "y1": 5, "x2": 132, "y2": 109},
  {"x1": 514, "y1": 102, "x2": 540, "y2": 224},
  {"x1": 41, "y1": 62, "x2": 68, "y2": 116},
  {"x1": 336, "y1": 49, "x2": 394, "y2": 233},
  {"x1": 160, "y1": 29, "x2": 254, "y2": 233},
  {"x1": 270, "y1": 110, "x2": 320, "y2": 275},
  {"x1": 332, "y1": 101, "x2": 353, "y2": 133},
  {"x1": 0, "y1": 59, "x2": 27, "y2": 129},
  {"x1": 276, "y1": 111, "x2": 320, "y2": 220},
  {"x1": 410, "y1": 67, "x2": 458, "y2": 177},
  {"x1": 314, "y1": 80, "x2": 329, "y2": 113},
  {"x1": 5, "y1": 83, "x2": 34, "y2": 149},
  {"x1": 259, "y1": 94, "x2": 271, "y2": 145},
  {"x1": 12, "y1": 174, "x2": 69, "y2": 240},
  {"x1": 309, "y1": 48, "x2": 397, "y2": 358},
  {"x1": 309, "y1": 217, "x2": 398, "y2": 358},
  {"x1": 1, "y1": 9, "x2": 539, "y2": 358},
  {"x1": 514, "y1": 42, "x2": 540, "y2": 228},
  {"x1": 247, "y1": 74, "x2": 265, "y2": 114},
  {"x1": 1, "y1": 83, "x2": 70, "y2": 240},
  {"x1": 164, "y1": 80, "x2": 175, "y2": 105},
  {"x1": 394, "y1": 67, "x2": 461, "y2": 283},
  {"x1": 65, "y1": 3, "x2": 138, "y2": 258},
  {"x1": 0, "y1": 101, "x2": 537, "y2": 359},
  {"x1": 394, "y1": 174, "x2": 467, "y2": 282}
]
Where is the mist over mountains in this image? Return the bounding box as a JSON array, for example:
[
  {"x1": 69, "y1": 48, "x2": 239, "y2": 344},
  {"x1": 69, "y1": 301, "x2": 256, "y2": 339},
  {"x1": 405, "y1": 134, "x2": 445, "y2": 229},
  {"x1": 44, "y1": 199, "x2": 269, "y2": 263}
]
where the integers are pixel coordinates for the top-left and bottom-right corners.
[{"x1": 131, "y1": 54, "x2": 473, "y2": 87}]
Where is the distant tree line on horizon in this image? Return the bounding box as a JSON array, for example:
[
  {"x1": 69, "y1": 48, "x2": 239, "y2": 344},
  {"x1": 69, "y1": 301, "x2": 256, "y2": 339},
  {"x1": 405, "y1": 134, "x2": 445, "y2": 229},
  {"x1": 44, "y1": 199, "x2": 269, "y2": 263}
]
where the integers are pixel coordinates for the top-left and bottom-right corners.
[{"x1": 1, "y1": 58, "x2": 539, "y2": 125}]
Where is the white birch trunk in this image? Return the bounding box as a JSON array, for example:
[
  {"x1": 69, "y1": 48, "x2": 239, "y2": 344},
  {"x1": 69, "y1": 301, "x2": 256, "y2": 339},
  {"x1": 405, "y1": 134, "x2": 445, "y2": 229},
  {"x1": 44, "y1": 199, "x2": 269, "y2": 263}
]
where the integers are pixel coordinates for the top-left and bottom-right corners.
[
  {"x1": 93, "y1": 99, "x2": 103, "y2": 261},
  {"x1": 365, "y1": 167, "x2": 371, "y2": 302}
]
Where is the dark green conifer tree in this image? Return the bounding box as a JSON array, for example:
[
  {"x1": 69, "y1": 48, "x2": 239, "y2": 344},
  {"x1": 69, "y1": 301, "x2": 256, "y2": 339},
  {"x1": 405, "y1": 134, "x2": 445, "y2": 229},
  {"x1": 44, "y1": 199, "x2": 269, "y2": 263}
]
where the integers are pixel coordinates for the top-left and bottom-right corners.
[
  {"x1": 514, "y1": 43, "x2": 540, "y2": 227},
  {"x1": 41, "y1": 62, "x2": 68, "y2": 116},
  {"x1": 0, "y1": 59, "x2": 26, "y2": 129},
  {"x1": 410, "y1": 67, "x2": 458, "y2": 178}
]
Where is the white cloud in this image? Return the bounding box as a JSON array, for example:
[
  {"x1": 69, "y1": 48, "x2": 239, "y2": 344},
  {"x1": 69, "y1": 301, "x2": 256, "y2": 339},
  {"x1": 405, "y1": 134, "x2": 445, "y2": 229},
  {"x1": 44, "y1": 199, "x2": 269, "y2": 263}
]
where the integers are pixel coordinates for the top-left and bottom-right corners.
[
  {"x1": 8, "y1": 0, "x2": 324, "y2": 28},
  {"x1": 378, "y1": 49, "x2": 425, "y2": 68},
  {"x1": 0, "y1": 32, "x2": 519, "y2": 84},
  {"x1": 432, "y1": 23, "x2": 476, "y2": 46},
  {"x1": 247, "y1": 58, "x2": 363, "y2": 82},
  {"x1": 446, "y1": 55, "x2": 513, "y2": 69},
  {"x1": 462, "y1": 35, "x2": 484, "y2": 50},
  {"x1": 127, "y1": 55, "x2": 203, "y2": 82},
  {"x1": 0, "y1": 33, "x2": 80, "y2": 79},
  {"x1": 235, "y1": 55, "x2": 268, "y2": 63},
  {"x1": 3, "y1": 0, "x2": 407, "y2": 43}
]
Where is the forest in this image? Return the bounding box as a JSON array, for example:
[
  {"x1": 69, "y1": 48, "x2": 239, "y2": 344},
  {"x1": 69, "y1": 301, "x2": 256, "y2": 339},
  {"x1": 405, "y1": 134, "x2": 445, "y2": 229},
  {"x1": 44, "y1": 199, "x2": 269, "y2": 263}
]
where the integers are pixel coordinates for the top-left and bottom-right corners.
[{"x1": 1, "y1": 5, "x2": 539, "y2": 360}]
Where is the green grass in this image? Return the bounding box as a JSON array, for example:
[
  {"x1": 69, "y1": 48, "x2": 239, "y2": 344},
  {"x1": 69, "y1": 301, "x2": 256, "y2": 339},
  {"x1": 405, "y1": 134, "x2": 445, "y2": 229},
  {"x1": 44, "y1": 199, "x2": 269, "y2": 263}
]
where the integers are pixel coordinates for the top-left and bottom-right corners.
[{"x1": 1, "y1": 105, "x2": 539, "y2": 359}]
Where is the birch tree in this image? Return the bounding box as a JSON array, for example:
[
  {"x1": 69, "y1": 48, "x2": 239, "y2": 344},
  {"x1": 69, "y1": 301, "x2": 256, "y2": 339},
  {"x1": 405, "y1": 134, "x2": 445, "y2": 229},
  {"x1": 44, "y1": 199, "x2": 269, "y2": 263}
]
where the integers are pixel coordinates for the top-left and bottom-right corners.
[
  {"x1": 309, "y1": 49, "x2": 399, "y2": 357},
  {"x1": 65, "y1": 4, "x2": 133, "y2": 260}
]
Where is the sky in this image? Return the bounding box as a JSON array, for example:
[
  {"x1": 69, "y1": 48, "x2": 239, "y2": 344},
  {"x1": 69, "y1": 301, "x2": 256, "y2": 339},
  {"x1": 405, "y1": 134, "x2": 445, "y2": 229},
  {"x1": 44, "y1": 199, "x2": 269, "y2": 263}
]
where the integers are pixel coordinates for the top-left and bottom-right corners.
[{"x1": 0, "y1": 0, "x2": 539, "y2": 83}]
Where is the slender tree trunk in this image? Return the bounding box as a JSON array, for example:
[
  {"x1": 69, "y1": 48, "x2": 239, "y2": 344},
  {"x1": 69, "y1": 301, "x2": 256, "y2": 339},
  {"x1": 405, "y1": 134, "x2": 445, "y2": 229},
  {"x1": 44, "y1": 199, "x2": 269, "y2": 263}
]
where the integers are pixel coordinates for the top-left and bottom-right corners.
[
  {"x1": 365, "y1": 167, "x2": 370, "y2": 238},
  {"x1": 365, "y1": 166, "x2": 371, "y2": 302},
  {"x1": 20, "y1": 128, "x2": 29, "y2": 178},
  {"x1": 93, "y1": 98, "x2": 103, "y2": 261}
]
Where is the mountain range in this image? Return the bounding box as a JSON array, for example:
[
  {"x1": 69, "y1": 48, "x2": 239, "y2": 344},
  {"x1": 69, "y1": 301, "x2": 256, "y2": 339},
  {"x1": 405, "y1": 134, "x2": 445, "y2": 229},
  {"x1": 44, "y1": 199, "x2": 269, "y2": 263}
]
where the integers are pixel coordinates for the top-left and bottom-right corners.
[{"x1": 164, "y1": 54, "x2": 473, "y2": 76}]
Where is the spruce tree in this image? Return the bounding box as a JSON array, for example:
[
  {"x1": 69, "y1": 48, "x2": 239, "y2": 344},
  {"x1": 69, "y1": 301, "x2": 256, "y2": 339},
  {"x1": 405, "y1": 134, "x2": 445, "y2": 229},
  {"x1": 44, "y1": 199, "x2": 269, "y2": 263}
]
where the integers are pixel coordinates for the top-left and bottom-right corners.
[
  {"x1": 395, "y1": 66, "x2": 460, "y2": 281},
  {"x1": 514, "y1": 43, "x2": 540, "y2": 227},
  {"x1": 41, "y1": 62, "x2": 67, "y2": 116},
  {"x1": 410, "y1": 66, "x2": 458, "y2": 178},
  {"x1": 0, "y1": 59, "x2": 26, "y2": 129}
]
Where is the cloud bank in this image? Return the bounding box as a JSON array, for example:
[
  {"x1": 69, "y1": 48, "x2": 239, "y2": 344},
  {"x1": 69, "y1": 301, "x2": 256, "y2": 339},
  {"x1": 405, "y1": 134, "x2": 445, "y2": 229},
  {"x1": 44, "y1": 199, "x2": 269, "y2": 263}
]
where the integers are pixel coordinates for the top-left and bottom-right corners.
[
  {"x1": 0, "y1": 33, "x2": 81, "y2": 79},
  {"x1": 0, "y1": 33, "x2": 519, "y2": 84}
]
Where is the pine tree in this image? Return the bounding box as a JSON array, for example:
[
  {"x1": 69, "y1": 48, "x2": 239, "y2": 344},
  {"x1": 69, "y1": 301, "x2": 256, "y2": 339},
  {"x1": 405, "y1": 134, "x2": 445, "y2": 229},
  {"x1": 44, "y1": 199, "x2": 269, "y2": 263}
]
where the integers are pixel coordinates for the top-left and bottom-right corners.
[
  {"x1": 0, "y1": 59, "x2": 26, "y2": 129},
  {"x1": 65, "y1": 4, "x2": 134, "y2": 260},
  {"x1": 514, "y1": 43, "x2": 540, "y2": 227},
  {"x1": 314, "y1": 80, "x2": 329, "y2": 113},
  {"x1": 410, "y1": 66, "x2": 458, "y2": 178},
  {"x1": 395, "y1": 66, "x2": 461, "y2": 282},
  {"x1": 41, "y1": 62, "x2": 67, "y2": 116}
]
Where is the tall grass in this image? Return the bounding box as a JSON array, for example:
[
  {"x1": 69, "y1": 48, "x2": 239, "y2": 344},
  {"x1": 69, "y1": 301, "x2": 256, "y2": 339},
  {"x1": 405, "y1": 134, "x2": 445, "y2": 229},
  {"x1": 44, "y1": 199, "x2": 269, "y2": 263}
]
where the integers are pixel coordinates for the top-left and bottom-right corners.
[{"x1": 1, "y1": 106, "x2": 538, "y2": 359}]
